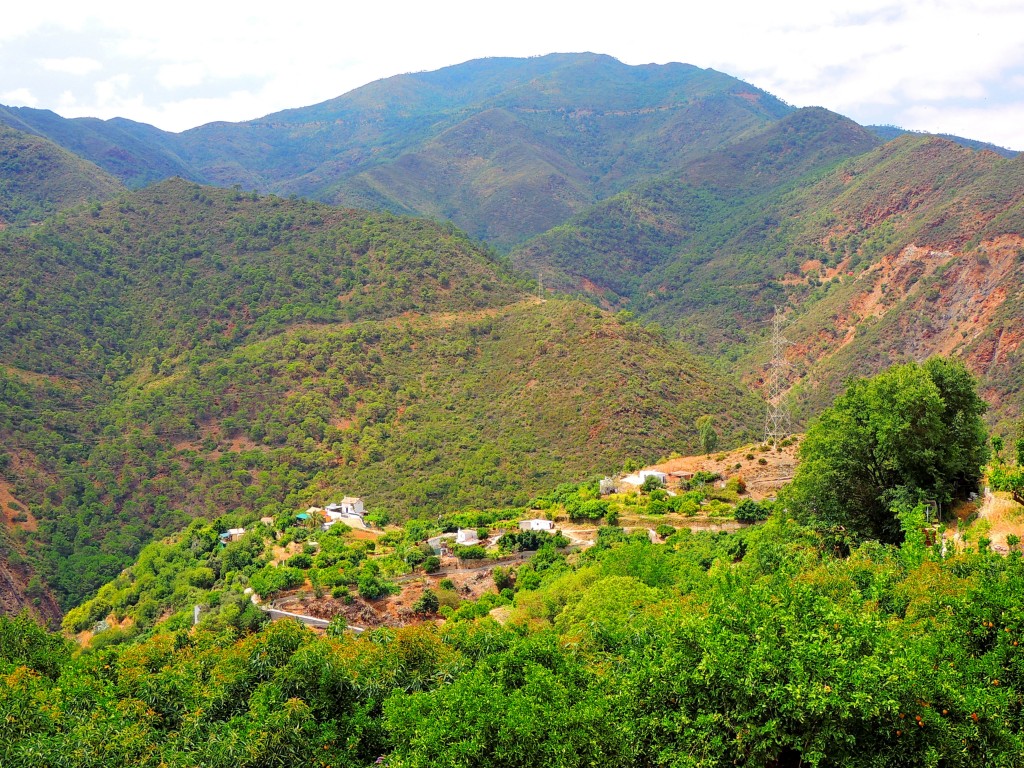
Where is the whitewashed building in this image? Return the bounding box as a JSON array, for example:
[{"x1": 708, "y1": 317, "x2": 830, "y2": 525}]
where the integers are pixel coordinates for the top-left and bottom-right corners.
[
  {"x1": 327, "y1": 497, "x2": 365, "y2": 519},
  {"x1": 519, "y1": 519, "x2": 554, "y2": 531},
  {"x1": 456, "y1": 528, "x2": 480, "y2": 545}
]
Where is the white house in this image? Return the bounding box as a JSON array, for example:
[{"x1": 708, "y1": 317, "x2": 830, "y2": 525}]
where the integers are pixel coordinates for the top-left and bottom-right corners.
[
  {"x1": 599, "y1": 476, "x2": 617, "y2": 495},
  {"x1": 638, "y1": 470, "x2": 667, "y2": 486},
  {"x1": 519, "y1": 519, "x2": 554, "y2": 531},
  {"x1": 218, "y1": 527, "x2": 246, "y2": 543},
  {"x1": 327, "y1": 497, "x2": 364, "y2": 518},
  {"x1": 456, "y1": 528, "x2": 480, "y2": 545}
]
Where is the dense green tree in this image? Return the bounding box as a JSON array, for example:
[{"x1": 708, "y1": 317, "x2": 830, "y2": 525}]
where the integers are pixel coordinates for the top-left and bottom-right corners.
[
  {"x1": 696, "y1": 414, "x2": 719, "y2": 454},
  {"x1": 784, "y1": 357, "x2": 988, "y2": 542}
]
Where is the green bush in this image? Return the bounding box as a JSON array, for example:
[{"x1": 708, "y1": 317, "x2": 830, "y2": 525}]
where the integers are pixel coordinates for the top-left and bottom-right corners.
[
  {"x1": 413, "y1": 590, "x2": 440, "y2": 615},
  {"x1": 250, "y1": 566, "x2": 305, "y2": 598},
  {"x1": 734, "y1": 499, "x2": 770, "y2": 522}
]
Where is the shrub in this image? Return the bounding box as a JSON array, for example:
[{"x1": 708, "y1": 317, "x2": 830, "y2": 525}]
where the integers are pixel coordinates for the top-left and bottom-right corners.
[
  {"x1": 286, "y1": 553, "x2": 313, "y2": 569},
  {"x1": 326, "y1": 616, "x2": 347, "y2": 637},
  {"x1": 249, "y1": 566, "x2": 304, "y2": 598},
  {"x1": 451, "y1": 544, "x2": 487, "y2": 560},
  {"x1": 734, "y1": 499, "x2": 770, "y2": 523},
  {"x1": 413, "y1": 590, "x2": 440, "y2": 615},
  {"x1": 423, "y1": 556, "x2": 441, "y2": 573},
  {"x1": 357, "y1": 574, "x2": 391, "y2": 600},
  {"x1": 492, "y1": 567, "x2": 515, "y2": 591},
  {"x1": 641, "y1": 475, "x2": 663, "y2": 493},
  {"x1": 569, "y1": 499, "x2": 609, "y2": 521}
]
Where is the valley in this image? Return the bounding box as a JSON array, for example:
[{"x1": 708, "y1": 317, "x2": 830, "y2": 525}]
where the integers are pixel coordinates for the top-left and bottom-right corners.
[{"x1": 1, "y1": 51, "x2": 1024, "y2": 768}]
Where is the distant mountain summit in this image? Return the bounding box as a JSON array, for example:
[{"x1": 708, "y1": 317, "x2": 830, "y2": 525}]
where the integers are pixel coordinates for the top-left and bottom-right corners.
[{"x1": 2, "y1": 54, "x2": 794, "y2": 245}]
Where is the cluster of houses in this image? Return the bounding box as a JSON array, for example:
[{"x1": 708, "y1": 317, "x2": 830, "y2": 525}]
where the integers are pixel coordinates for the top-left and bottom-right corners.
[
  {"x1": 427, "y1": 518, "x2": 555, "y2": 556},
  {"x1": 302, "y1": 497, "x2": 366, "y2": 531},
  {"x1": 604, "y1": 469, "x2": 694, "y2": 494},
  {"x1": 218, "y1": 496, "x2": 366, "y2": 543}
]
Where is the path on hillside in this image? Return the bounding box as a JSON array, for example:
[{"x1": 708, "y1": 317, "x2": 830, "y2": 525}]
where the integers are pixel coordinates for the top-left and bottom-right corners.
[
  {"x1": 260, "y1": 604, "x2": 365, "y2": 633},
  {"x1": 971, "y1": 488, "x2": 1023, "y2": 554}
]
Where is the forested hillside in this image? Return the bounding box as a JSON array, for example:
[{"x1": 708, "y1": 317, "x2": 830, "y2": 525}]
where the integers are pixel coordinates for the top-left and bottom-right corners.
[
  {"x1": 3, "y1": 514, "x2": 1022, "y2": 767},
  {"x1": 0, "y1": 124, "x2": 124, "y2": 227},
  {"x1": 0, "y1": 180, "x2": 760, "y2": 613},
  {"x1": 516, "y1": 132, "x2": 1024, "y2": 425}
]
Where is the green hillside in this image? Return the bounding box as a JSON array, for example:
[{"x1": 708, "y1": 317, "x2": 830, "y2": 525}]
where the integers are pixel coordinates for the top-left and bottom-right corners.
[
  {"x1": 516, "y1": 130, "x2": 1024, "y2": 423},
  {"x1": 0, "y1": 181, "x2": 761, "y2": 610},
  {"x1": 0, "y1": 178, "x2": 523, "y2": 377},
  {"x1": 4, "y1": 512, "x2": 1023, "y2": 766},
  {"x1": 513, "y1": 107, "x2": 880, "y2": 324},
  {"x1": 0, "y1": 124, "x2": 124, "y2": 227}
]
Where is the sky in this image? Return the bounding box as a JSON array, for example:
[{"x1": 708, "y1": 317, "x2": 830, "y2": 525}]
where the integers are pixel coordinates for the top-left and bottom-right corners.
[{"x1": 2, "y1": 1, "x2": 1023, "y2": 150}]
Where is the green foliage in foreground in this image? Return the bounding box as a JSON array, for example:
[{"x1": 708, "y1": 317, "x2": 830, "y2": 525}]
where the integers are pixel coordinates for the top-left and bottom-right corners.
[
  {"x1": 785, "y1": 357, "x2": 989, "y2": 543},
  {"x1": 4, "y1": 519, "x2": 1023, "y2": 767}
]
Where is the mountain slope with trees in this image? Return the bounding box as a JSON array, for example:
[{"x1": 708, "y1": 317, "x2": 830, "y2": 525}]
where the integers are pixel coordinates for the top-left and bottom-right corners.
[
  {"x1": 0, "y1": 124, "x2": 124, "y2": 227},
  {"x1": 516, "y1": 130, "x2": 1024, "y2": 425},
  {"x1": 0, "y1": 180, "x2": 761, "y2": 613}
]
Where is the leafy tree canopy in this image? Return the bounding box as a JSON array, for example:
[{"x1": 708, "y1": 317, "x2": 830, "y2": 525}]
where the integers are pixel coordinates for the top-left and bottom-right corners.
[{"x1": 784, "y1": 357, "x2": 988, "y2": 542}]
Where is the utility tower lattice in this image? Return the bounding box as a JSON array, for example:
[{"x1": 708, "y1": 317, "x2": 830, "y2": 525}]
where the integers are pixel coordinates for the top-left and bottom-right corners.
[{"x1": 763, "y1": 308, "x2": 792, "y2": 443}]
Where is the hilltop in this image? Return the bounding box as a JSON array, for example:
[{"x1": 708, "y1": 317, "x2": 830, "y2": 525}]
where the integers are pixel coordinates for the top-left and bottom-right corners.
[{"x1": 4, "y1": 54, "x2": 793, "y2": 247}]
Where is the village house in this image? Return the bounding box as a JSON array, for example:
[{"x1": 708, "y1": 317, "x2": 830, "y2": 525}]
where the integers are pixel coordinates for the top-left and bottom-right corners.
[
  {"x1": 218, "y1": 527, "x2": 245, "y2": 544},
  {"x1": 428, "y1": 533, "x2": 456, "y2": 555},
  {"x1": 621, "y1": 469, "x2": 668, "y2": 487},
  {"x1": 519, "y1": 519, "x2": 554, "y2": 531},
  {"x1": 341, "y1": 496, "x2": 365, "y2": 516},
  {"x1": 455, "y1": 528, "x2": 480, "y2": 546},
  {"x1": 326, "y1": 497, "x2": 365, "y2": 520}
]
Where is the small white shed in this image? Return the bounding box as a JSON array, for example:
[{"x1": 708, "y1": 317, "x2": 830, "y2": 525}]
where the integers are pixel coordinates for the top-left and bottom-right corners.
[{"x1": 456, "y1": 528, "x2": 480, "y2": 545}]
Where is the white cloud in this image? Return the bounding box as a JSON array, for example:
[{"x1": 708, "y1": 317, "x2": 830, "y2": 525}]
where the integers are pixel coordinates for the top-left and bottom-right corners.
[
  {"x1": 900, "y1": 102, "x2": 1024, "y2": 150},
  {"x1": 156, "y1": 63, "x2": 206, "y2": 90},
  {"x1": 38, "y1": 57, "x2": 102, "y2": 76},
  {"x1": 1, "y1": 87, "x2": 39, "y2": 107},
  {"x1": 94, "y1": 74, "x2": 132, "y2": 107}
]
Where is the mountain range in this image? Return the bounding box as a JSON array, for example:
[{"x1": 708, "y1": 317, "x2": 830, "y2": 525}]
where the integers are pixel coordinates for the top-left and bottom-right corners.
[{"x1": 1, "y1": 52, "x2": 1022, "y2": 620}]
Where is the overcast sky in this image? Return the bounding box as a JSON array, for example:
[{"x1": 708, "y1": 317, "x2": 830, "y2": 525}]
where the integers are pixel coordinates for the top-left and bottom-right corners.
[{"x1": 2, "y1": 1, "x2": 1022, "y2": 150}]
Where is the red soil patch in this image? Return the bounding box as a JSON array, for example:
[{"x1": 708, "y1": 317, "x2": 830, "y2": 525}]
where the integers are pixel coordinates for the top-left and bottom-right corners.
[{"x1": 0, "y1": 478, "x2": 37, "y2": 532}]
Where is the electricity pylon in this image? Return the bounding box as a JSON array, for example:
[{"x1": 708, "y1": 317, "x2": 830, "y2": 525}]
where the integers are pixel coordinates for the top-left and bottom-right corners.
[{"x1": 763, "y1": 307, "x2": 791, "y2": 443}]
